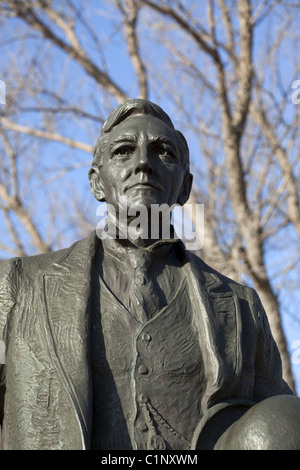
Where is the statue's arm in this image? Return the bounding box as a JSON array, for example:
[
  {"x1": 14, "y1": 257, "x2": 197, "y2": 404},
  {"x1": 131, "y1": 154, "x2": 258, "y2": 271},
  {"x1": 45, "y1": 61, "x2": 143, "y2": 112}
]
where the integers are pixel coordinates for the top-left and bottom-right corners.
[
  {"x1": 252, "y1": 290, "x2": 293, "y2": 399},
  {"x1": 0, "y1": 258, "x2": 20, "y2": 428},
  {"x1": 0, "y1": 258, "x2": 19, "y2": 341}
]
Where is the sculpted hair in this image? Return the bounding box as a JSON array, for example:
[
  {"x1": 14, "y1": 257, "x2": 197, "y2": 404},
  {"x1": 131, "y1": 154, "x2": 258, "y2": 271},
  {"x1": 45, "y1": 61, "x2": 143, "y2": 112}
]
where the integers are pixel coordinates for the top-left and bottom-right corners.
[{"x1": 91, "y1": 99, "x2": 190, "y2": 174}]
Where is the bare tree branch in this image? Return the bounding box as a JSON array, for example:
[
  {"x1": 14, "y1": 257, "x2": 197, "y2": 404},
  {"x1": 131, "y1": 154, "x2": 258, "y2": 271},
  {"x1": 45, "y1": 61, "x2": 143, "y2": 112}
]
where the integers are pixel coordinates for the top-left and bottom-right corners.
[
  {"x1": 0, "y1": 117, "x2": 94, "y2": 153},
  {"x1": 251, "y1": 101, "x2": 300, "y2": 238},
  {"x1": 3, "y1": 0, "x2": 129, "y2": 103},
  {"x1": 117, "y1": 0, "x2": 149, "y2": 99},
  {"x1": 0, "y1": 180, "x2": 50, "y2": 253}
]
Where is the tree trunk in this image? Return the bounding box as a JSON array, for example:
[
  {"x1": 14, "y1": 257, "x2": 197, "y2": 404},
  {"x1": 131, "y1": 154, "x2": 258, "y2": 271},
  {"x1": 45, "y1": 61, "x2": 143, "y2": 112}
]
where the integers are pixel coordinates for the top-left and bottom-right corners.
[{"x1": 256, "y1": 281, "x2": 296, "y2": 394}]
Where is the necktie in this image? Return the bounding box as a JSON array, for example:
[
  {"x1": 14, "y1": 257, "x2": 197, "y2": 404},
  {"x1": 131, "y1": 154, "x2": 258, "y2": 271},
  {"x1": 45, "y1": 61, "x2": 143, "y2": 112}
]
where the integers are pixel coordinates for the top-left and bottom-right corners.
[{"x1": 128, "y1": 250, "x2": 163, "y2": 322}]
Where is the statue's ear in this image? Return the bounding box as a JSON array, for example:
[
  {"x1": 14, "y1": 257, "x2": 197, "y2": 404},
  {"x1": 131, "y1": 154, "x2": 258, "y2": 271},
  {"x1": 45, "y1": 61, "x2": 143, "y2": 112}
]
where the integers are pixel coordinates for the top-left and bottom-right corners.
[
  {"x1": 177, "y1": 172, "x2": 193, "y2": 206},
  {"x1": 89, "y1": 166, "x2": 106, "y2": 202}
]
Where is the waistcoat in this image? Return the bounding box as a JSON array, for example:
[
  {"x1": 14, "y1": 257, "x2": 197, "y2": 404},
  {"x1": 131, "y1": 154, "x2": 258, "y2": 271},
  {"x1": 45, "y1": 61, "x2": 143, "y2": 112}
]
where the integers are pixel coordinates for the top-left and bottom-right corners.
[{"x1": 91, "y1": 261, "x2": 205, "y2": 450}]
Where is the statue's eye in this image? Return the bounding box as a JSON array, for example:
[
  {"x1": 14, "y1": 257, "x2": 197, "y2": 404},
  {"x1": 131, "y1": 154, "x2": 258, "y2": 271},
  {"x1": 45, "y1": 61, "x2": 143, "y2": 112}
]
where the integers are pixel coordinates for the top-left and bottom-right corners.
[
  {"x1": 160, "y1": 149, "x2": 172, "y2": 156},
  {"x1": 158, "y1": 145, "x2": 176, "y2": 159},
  {"x1": 113, "y1": 145, "x2": 134, "y2": 157}
]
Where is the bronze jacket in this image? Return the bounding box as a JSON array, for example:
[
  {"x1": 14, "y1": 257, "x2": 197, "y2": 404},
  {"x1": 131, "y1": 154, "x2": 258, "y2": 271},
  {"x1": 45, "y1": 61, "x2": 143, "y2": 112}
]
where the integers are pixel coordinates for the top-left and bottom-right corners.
[{"x1": 0, "y1": 231, "x2": 292, "y2": 450}]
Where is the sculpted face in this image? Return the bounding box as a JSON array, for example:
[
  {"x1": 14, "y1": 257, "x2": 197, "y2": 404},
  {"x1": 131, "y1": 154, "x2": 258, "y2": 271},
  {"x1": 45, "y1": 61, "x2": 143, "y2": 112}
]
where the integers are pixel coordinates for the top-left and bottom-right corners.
[{"x1": 98, "y1": 114, "x2": 191, "y2": 214}]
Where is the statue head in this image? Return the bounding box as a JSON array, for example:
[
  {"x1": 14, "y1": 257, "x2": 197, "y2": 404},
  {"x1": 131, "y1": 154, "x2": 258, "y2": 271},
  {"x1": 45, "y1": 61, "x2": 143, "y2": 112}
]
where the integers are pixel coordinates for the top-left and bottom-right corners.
[{"x1": 89, "y1": 99, "x2": 192, "y2": 213}]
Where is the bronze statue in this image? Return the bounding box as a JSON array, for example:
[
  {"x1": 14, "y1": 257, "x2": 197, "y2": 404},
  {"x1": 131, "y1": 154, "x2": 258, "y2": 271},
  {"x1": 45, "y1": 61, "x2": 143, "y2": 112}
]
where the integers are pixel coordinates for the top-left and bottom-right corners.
[{"x1": 0, "y1": 99, "x2": 299, "y2": 450}]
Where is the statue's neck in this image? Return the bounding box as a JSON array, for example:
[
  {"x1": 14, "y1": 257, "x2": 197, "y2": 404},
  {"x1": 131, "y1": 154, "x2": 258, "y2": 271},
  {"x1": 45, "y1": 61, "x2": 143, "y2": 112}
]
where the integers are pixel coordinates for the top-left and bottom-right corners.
[{"x1": 105, "y1": 210, "x2": 176, "y2": 249}]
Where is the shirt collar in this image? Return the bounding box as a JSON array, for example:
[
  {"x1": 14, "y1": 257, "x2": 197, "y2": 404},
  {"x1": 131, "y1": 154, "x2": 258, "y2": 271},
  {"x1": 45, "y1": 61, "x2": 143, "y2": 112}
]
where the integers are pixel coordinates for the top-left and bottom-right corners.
[{"x1": 101, "y1": 225, "x2": 179, "y2": 267}]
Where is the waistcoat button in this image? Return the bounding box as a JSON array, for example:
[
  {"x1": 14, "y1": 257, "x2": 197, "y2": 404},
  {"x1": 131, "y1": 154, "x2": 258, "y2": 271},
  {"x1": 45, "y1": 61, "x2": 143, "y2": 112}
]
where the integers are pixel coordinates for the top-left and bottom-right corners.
[
  {"x1": 138, "y1": 365, "x2": 148, "y2": 375},
  {"x1": 139, "y1": 394, "x2": 148, "y2": 403},
  {"x1": 142, "y1": 333, "x2": 151, "y2": 342},
  {"x1": 136, "y1": 274, "x2": 146, "y2": 285}
]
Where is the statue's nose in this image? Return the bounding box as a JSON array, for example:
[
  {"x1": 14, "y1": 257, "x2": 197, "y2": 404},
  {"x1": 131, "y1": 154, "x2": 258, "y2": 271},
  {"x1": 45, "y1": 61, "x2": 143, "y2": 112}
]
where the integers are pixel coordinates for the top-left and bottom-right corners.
[{"x1": 133, "y1": 146, "x2": 153, "y2": 174}]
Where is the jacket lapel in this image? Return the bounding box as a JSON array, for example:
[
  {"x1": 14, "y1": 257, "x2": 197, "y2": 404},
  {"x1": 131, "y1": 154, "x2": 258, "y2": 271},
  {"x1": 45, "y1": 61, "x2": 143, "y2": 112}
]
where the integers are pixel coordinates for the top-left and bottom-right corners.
[
  {"x1": 40, "y1": 232, "x2": 99, "y2": 449},
  {"x1": 184, "y1": 249, "x2": 242, "y2": 406}
]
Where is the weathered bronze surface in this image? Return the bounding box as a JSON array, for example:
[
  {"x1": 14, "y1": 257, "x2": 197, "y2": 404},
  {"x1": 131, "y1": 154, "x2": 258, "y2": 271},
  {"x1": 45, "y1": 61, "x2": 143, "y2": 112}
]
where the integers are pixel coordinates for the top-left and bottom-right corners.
[{"x1": 0, "y1": 99, "x2": 299, "y2": 450}]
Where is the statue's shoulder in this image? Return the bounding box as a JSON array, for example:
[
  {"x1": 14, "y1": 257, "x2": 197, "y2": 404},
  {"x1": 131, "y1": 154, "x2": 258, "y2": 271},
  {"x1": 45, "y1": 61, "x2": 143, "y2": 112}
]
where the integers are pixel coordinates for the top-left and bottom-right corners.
[
  {"x1": 0, "y1": 233, "x2": 98, "y2": 341},
  {"x1": 184, "y1": 249, "x2": 264, "y2": 327},
  {"x1": 0, "y1": 257, "x2": 21, "y2": 293},
  {"x1": 20, "y1": 245, "x2": 72, "y2": 272},
  {"x1": 20, "y1": 231, "x2": 99, "y2": 274},
  {"x1": 0, "y1": 258, "x2": 22, "y2": 340},
  {"x1": 184, "y1": 248, "x2": 256, "y2": 298},
  {"x1": 0, "y1": 257, "x2": 18, "y2": 278}
]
